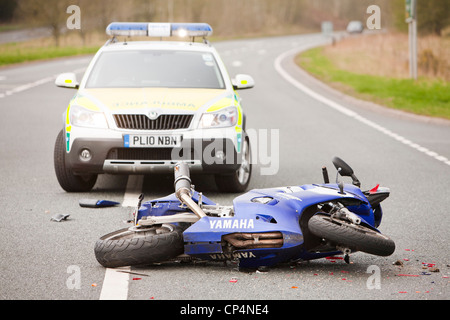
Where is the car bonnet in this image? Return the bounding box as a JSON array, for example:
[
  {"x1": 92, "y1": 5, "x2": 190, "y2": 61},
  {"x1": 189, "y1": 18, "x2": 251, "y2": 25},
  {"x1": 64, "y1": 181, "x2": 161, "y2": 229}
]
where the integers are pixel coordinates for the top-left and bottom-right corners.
[{"x1": 70, "y1": 87, "x2": 237, "y2": 114}]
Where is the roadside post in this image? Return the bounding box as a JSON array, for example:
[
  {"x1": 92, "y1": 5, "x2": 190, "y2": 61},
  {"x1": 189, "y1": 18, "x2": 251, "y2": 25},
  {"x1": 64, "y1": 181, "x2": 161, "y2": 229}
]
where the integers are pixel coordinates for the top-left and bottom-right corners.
[
  {"x1": 321, "y1": 21, "x2": 335, "y2": 45},
  {"x1": 405, "y1": 0, "x2": 417, "y2": 80}
]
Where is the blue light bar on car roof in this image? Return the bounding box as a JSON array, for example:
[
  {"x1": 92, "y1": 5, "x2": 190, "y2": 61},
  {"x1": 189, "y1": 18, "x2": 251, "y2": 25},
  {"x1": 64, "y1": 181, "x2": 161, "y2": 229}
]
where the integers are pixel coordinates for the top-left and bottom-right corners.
[{"x1": 106, "y1": 22, "x2": 213, "y2": 38}]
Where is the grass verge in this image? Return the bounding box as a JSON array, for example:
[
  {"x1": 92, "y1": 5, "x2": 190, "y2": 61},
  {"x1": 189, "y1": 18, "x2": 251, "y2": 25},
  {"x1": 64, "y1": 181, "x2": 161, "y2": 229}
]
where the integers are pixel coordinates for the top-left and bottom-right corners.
[
  {"x1": 0, "y1": 41, "x2": 99, "y2": 66},
  {"x1": 296, "y1": 46, "x2": 450, "y2": 120}
]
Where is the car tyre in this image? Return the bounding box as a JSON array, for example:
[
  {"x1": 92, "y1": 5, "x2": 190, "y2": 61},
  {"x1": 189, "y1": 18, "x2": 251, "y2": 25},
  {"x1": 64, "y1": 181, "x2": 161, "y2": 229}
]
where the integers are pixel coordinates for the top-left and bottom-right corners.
[
  {"x1": 215, "y1": 137, "x2": 251, "y2": 193},
  {"x1": 54, "y1": 130, "x2": 97, "y2": 192}
]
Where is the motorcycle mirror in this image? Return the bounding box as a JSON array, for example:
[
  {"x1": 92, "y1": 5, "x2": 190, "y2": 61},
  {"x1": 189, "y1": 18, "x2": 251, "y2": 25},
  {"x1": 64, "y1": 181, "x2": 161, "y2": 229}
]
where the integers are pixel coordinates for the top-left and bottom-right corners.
[
  {"x1": 332, "y1": 157, "x2": 361, "y2": 187},
  {"x1": 332, "y1": 157, "x2": 354, "y2": 176}
]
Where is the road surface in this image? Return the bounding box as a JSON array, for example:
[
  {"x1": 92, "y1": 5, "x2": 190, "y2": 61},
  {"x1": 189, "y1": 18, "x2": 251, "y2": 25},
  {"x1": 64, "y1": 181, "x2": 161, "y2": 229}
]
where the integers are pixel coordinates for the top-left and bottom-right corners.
[{"x1": 0, "y1": 33, "x2": 449, "y2": 305}]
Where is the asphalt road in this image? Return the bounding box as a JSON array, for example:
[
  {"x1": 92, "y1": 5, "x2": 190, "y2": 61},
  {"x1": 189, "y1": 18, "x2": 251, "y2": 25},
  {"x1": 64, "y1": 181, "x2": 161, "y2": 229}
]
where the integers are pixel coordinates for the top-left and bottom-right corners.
[{"x1": 0, "y1": 33, "x2": 449, "y2": 304}]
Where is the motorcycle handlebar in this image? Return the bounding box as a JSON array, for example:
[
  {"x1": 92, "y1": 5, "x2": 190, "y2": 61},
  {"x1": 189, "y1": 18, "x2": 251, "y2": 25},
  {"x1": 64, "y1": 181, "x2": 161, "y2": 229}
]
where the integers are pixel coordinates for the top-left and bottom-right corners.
[
  {"x1": 174, "y1": 162, "x2": 206, "y2": 218},
  {"x1": 174, "y1": 162, "x2": 191, "y2": 194}
]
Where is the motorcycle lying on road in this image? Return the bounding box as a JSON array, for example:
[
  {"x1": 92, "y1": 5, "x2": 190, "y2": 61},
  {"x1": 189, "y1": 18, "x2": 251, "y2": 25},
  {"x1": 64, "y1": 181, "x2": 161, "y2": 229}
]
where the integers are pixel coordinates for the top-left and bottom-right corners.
[{"x1": 94, "y1": 157, "x2": 395, "y2": 269}]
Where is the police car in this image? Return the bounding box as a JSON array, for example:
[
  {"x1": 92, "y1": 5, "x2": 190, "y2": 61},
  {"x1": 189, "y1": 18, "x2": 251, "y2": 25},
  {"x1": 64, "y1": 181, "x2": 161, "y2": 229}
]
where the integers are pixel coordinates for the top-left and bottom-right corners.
[{"x1": 54, "y1": 22, "x2": 254, "y2": 193}]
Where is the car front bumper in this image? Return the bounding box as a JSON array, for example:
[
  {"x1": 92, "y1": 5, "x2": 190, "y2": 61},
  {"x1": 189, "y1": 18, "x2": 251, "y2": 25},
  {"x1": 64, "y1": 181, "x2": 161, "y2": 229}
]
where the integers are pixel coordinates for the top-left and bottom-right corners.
[{"x1": 65, "y1": 128, "x2": 243, "y2": 175}]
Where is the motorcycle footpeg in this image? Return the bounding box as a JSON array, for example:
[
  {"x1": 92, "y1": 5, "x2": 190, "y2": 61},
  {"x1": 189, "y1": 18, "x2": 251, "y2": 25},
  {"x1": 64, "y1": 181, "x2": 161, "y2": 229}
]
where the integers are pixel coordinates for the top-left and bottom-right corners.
[
  {"x1": 337, "y1": 246, "x2": 352, "y2": 264},
  {"x1": 344, "y1": 254, "x2": 350, "y2": 264}
]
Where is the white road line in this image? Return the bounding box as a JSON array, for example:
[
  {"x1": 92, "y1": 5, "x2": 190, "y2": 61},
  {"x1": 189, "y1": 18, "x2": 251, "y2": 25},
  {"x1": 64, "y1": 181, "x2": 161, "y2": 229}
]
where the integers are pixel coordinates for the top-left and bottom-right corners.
[
  {"x1": 274, "y1": 46, "x2": 450, "y2": 167},
  {"x1": 0, "y1": 67, "x2": 85, "y2": 99},
  {"x1": 99, "y1": 175, "x2": 144, "y2": 300},
  {"x1": 122, "y1": 175, "x2": 144, "y2": 207},
  {"x1": 99, "y1": 267, "x2": 130, "y2": 300},
  {"x1": 231, "y1": 60, "x2": 243, "y2": 67}
]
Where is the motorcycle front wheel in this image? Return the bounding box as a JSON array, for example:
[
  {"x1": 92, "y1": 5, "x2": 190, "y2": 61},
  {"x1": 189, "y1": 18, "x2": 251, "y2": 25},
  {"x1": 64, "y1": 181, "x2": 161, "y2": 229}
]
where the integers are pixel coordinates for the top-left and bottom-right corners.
[
  {"x1": 308, "y1": 214, "x2": 395, "y2": 257},
  {"x1": 94, "y1": 224, "x2": 184, "y2": 268}
]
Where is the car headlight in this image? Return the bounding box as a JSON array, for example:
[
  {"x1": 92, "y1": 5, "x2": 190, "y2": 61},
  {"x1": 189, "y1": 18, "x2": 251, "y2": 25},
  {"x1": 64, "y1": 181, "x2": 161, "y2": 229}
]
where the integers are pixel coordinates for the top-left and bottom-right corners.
[
  {"x1": 69, "y1": 104, "x2": 108, "y2": 129},
  {"x1": 198, "y1": 106, "x2": 237, "y2": 129}
]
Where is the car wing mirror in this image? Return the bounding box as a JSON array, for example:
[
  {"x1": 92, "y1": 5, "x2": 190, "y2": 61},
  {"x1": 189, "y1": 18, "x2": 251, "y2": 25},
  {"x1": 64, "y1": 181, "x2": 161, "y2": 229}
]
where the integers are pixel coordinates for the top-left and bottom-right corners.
[
  {"x1": 232, "y1": 74, "x2": 254, "y2": 90},
  {"x1": 55, "y1": 72, "x2": 79, "y2": 89}
]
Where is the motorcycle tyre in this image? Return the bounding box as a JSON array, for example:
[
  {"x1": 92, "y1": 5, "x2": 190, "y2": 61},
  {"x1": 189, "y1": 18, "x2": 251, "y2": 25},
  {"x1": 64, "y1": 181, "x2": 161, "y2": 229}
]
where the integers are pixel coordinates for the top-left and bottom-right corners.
[
  {"x1": 308, "y1": 214, "x2": 395, "y2": 257},
  {"x1": 94, "y1": 224, "x2": 184, "y2": 268}
]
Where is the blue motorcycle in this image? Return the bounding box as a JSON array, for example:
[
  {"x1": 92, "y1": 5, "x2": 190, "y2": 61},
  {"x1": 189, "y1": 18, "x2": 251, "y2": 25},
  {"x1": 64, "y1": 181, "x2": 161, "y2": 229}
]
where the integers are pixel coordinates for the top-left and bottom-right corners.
[{"x1": 95, "y1": 157, "x2": 395, "y2": 269}]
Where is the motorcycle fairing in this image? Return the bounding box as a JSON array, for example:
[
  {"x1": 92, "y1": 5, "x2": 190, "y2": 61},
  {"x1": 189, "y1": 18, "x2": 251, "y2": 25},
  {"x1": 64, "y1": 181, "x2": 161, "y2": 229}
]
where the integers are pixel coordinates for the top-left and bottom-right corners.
[
  {"x1": 183, "y1": 183, "x2": 376, "y2": 267},
  {"x1": 136, "y1": 191, "x2": 216, "y2": 221}
]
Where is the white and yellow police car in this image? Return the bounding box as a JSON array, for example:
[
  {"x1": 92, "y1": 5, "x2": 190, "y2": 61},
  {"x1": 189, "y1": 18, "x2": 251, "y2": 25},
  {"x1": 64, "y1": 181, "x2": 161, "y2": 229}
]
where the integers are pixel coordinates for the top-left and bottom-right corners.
[{"x1": 54, "y1": 22, "x2": 254, "y2": 193}]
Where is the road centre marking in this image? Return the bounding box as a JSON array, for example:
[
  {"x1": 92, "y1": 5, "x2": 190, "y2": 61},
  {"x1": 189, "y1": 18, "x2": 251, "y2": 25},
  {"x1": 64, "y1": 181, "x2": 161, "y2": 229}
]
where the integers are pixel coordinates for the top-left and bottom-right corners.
[
  {"x1": 274, "y1": 46, "x2": 450, "y2": 167},
  {"x1": 121, "y1": 175, "x2": 144, "y2": 207},
  {"x1": 231, "y1": 60, "x2": 242, "y2": 67},
  {"x1": 99, "y1": 267, "x2": 130, "y2": 300},
  {"x1": 99, "y1": 175, "x2": 144, "y2": 300},
  {"x1": 0, "y1": 67, "x2": 85, "y2": 99}
]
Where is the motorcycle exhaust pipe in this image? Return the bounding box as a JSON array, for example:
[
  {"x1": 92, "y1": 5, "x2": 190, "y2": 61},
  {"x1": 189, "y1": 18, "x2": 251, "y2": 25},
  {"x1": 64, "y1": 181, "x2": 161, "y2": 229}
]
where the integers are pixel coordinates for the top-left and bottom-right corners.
[
  {"x1": 174, "y1": 162, "x2": 206, "y2": 218},
  {"x1": 223, "y1": 232, "x2": 283, "y2": 249}
]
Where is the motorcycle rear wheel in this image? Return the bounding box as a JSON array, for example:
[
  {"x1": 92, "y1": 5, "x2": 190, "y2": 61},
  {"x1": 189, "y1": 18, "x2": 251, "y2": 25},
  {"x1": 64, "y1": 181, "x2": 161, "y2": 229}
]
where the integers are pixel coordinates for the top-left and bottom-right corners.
[
  {"x1": 94, "y1": 224, "x2": 184, "y2": 268},
  {"x1": 308, "y1": 214, "x2": 395, "y2": 257}
]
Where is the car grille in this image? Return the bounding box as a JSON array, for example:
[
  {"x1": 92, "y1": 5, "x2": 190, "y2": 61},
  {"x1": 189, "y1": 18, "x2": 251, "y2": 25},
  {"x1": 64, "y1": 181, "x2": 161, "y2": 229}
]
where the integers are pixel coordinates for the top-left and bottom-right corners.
[
  {"x1": 107, "y1": 148, "x2": 197, "y2": 161},
  {"x1": 113, "y1": 114, "x2": 193, "y2": 130}
]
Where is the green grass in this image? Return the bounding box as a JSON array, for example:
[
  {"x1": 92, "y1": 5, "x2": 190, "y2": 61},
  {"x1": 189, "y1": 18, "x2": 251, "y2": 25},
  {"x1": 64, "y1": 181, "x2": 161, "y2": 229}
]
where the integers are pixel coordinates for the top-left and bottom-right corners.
[
  {"x1": 296, "y1": 47, "x2": 450, "y2": 120},
  {"x1": 0, "y1": 42, "x2": 99, "y2": 66}
]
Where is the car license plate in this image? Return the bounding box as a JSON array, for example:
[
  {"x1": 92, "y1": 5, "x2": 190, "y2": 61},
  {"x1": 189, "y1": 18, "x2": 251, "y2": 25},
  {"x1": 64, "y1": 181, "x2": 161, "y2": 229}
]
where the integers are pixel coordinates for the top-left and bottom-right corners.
[{"x1": 124, "y1": 134, "x2": 182, "y2": 148}]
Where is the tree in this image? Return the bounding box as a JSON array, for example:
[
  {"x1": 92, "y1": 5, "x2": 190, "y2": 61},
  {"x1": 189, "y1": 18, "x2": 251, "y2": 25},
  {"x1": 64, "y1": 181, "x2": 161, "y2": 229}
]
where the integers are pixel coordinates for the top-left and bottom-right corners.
[
  {"x1": 417, "y1": 0, "x2": 450, "y2": 36},
  {"x1": 17, "y1": 0, "x2": 72, "y2": 46},
  {"x1": 0, "y1": 0, "x2": 18, "y2": 23}
]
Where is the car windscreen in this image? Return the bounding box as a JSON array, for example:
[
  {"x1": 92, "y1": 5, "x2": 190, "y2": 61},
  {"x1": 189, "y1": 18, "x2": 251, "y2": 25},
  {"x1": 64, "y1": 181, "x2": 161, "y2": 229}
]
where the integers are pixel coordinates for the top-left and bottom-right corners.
[{"x1": 85, "y1": 49, "x2": 225, "y2": 89}]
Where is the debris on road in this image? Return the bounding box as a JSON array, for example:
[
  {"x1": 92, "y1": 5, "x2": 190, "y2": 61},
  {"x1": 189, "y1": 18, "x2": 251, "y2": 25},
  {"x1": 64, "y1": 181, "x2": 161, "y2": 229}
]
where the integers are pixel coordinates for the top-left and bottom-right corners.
[
  {"x1": 117, "y1": 270, "x2": 149, "y2": 277},
  {"x1": 50, "y1": 213, "x2": 70, "y2": 222},
  {"x1": 393, "y1": 260, "x2": 404, "y2": 266},
  {"x1": 79, "y1": 199, "x2": 120, "y2": 208}
]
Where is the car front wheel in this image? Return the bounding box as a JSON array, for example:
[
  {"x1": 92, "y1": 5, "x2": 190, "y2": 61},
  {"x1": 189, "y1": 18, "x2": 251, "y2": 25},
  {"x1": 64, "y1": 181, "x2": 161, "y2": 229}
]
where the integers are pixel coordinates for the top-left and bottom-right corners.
[
  {"x1": 54, "y1": 130, "x2": 97, "y2": 192},
  {"x1": 215, "y1": 137, "x2": 251, "y2": 193}
]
